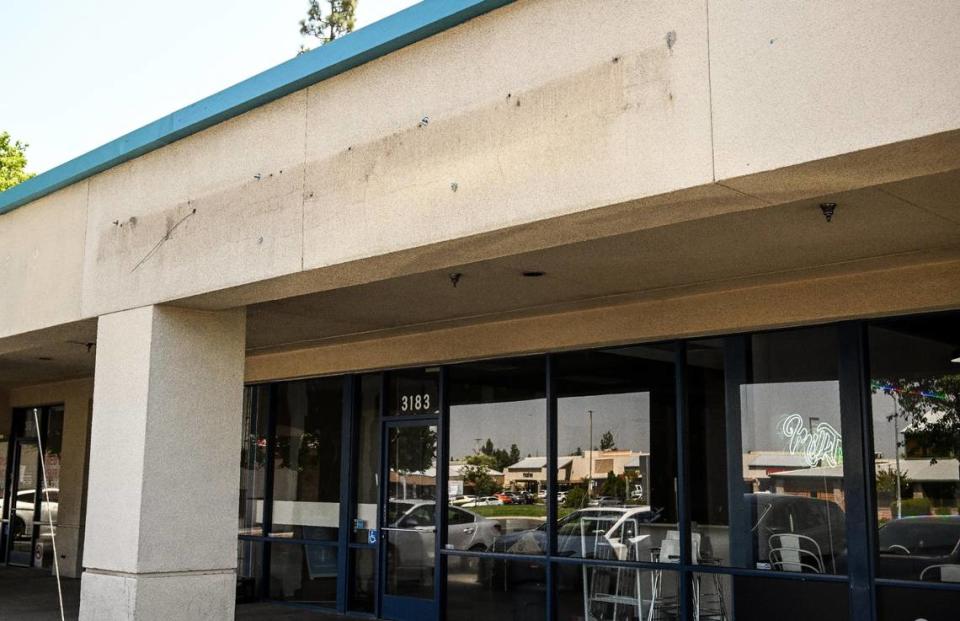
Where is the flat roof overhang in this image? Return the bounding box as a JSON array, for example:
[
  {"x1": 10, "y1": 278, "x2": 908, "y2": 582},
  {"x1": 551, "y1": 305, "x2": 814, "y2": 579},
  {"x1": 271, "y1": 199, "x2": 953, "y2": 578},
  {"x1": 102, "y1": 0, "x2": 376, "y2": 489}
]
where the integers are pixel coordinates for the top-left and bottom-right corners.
[{"x1": 0, "y1": 0, "x2": 514, "y2": 216}]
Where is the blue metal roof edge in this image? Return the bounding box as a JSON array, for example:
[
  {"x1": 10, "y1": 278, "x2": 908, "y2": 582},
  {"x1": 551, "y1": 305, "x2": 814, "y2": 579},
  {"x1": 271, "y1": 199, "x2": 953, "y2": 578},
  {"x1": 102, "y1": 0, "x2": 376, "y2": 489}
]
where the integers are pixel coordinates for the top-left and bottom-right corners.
[{"x1": 0, "y1": 0, "x2": 515, "y2": 216}]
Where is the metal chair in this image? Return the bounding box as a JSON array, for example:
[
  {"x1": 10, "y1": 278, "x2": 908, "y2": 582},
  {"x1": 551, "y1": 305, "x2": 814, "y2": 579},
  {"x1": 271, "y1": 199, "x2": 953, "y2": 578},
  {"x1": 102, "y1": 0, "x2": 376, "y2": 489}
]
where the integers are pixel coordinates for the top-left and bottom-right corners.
[
  {"x1": 768, "y1": 533, "x2": 824, "y2": 574},
  {"x1": 919, "y1": 564, "x2": 960, "y2": 583}
]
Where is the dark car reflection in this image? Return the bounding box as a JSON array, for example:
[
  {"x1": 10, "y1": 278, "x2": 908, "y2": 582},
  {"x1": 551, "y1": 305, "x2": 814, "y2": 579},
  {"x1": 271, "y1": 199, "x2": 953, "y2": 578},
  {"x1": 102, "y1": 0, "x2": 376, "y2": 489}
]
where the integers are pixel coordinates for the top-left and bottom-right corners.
[
  {"x1": 877, "y1": 516, "x2": 960, "y2": 582},
  {"x1": 748, "y1": 493, "x2": 846, "y2": 573}
]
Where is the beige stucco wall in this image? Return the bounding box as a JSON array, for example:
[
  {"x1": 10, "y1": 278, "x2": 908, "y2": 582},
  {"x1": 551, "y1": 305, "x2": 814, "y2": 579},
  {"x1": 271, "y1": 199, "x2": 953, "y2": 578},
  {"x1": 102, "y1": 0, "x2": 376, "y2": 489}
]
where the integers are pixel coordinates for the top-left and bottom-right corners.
[
  {"x1": 8, "y1": 378, "x2": 94, "y2": 578},
  {"x1": 0, "y1": 182, "x2": 88, "y2": 340},
  {"x1": 0, "y1": 0, "x2": 958, "y2": 345}
]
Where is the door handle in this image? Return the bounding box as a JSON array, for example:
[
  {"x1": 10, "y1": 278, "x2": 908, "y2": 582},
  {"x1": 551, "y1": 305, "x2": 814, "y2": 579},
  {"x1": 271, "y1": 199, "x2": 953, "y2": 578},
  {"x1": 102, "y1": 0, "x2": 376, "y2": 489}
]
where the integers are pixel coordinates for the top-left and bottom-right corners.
[{"x1": 462, "y1": 527, "x2": 475, "y2": 534}]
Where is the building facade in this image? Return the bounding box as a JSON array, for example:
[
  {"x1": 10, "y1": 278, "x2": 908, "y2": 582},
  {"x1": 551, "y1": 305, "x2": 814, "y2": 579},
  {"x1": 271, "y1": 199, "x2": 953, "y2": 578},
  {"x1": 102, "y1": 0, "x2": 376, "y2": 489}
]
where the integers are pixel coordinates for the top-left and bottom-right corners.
[{"x1": 2, "y1": 1, "x2": 960, "y2": 620}]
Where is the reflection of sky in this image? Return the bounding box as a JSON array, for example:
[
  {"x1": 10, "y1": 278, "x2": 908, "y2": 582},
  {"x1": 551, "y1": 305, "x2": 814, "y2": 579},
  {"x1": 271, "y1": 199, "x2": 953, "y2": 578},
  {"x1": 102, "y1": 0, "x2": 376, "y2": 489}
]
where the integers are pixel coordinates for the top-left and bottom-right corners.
[
  {"x1": 741, "y1": 382, "x2": 841, "y2": 452},
  {"x1": 449, "y1": 393, "x2": 650, "y2": 460},
  {"x1": 558, "y1": 393, "x2": 649, "y2": 455},
  {"x1": 450, "y1": 399, "x2": 546, "y2": 460}
]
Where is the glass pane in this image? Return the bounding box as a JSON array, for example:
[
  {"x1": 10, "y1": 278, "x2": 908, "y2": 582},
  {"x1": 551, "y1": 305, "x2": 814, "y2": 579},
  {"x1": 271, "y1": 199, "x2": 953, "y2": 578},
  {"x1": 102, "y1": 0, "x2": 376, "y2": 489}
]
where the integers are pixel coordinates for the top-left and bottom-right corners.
[
  {"x1": 447, "y1": 555, "x2": 546, "y2": 620},
  {"x1": 270, "y1": 378, "x2": 342, "y2": 541},
  {"x1": 869, "y1": 313, "x2": 960, "y2": 584},
  {"x1": 557, "y1": 562, "x2": 674, "y2": 621},
  {"x1": 687, "y1": 340, "x2": 731, "y2": 567},
  {"x1": 268, "y1": 541, "x2": 338, "y2": 607},
  {"x1": 353, "y1": 374, "x2": 380, "y2": 544},
  {"x1": 555, "y1": 345, "x2": 678, "y2": 561},
  {"x1": 240, "y1": 386, "x2": 269, "y2": 536},
  {"x1": 388, "y1": 367, "x2": 440, "y2": 416},
  {"x1": 349, "y1": 547, "x2": 377, "y2": 612},
  {"x1": 448, "y1": 356, "x2": 546, "y2": 555},
  {"x1": 729, "y1": 575, "x2": 848, "y2": 620},
  {"x1": 878, "y1": 584, "x2": 960, "y2": 620},
  {"x1": 236, "y1": 540, "x2": 263, "y2": 604},
  {"x1": 385, "y1": 423, "x2": 438, "y2": 598},
  {"x1": 729, "y1": 328, "x2": 846, "y2": 574},
  {"x1": 10, "y1": 442, "x2": 39, "y2": 566}
]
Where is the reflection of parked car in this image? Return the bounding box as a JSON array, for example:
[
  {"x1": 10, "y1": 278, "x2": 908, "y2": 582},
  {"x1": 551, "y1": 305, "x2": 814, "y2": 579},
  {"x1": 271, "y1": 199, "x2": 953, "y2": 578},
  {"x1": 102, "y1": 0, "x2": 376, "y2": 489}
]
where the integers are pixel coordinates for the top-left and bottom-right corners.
[
  {"x1": 450, "y1": 495, "x2": 477, "y2": 506},
  {"x1": 486, "y1": 506, "x2": 663, "y2": 586},
  {"x1": 0, "y1": 488, "x2": 58, "y2": 540},
  {"x1": 387, "y1": 501, "x2": 502, "y2": 585},
  {"x1": 878, "y1": 516, "x2": 960, "y2": 581},
  {"x1": 748, "y1": 493, "x2": 846, "y2": 572},
  {"x1": 461, "y1": 496, "x2": 502, "y2": 507}
]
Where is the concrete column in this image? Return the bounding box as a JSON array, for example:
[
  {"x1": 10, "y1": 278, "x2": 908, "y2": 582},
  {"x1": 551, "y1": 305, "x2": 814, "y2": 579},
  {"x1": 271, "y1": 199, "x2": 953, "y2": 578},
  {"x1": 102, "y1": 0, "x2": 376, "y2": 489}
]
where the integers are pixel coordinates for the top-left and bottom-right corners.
[{"x1": 79, "y1": 306, "x2": 245, "y2": 621}]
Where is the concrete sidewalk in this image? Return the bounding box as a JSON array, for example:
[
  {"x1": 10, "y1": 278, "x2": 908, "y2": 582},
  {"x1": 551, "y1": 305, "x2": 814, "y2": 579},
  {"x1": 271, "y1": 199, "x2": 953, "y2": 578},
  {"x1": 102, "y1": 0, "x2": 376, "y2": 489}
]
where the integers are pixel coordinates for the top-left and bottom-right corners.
[{"x1": 0, "y1": 567, "x2": 363, "y2": 620}]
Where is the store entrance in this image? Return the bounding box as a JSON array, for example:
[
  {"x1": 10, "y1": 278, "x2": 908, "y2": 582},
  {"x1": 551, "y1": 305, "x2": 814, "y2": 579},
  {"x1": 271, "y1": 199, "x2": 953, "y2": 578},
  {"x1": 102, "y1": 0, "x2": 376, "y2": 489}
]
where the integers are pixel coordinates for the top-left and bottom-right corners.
[
  {"x1": 1, "y1": 407, "x2": 62, "y2": 568},
  {"x1": 380, "y1": 420, "x2": 439, "y2": 621}
]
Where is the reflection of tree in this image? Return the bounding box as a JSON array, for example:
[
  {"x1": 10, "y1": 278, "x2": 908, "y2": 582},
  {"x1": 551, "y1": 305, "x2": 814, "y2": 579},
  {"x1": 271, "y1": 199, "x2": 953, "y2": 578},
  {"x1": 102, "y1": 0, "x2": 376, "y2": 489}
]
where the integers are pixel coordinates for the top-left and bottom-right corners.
[
  {"x1": 475, "y1": 437, "x2": 519, "y2": 472},
  {"x1": 600, "y1": 430, "x2": 616, "y2": 451},
  {"x1": 876, "y1": 466, "x2": 911, "y2": 497},
  {"x1": 391, "y1": 426, "x2": 437, "y2": 475},
  {"x1": 873, "y1": 376, "x2": 960, "y2": 459},
  {"x1": 461, "y1": 463, "x2": 500, "y2": 496}
]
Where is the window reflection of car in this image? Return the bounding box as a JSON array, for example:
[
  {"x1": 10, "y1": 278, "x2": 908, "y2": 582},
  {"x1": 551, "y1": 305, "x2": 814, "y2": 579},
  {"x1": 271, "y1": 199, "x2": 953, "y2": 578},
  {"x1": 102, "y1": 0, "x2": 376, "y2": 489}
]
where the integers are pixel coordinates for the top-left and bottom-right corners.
[
  {"x1": 0, "y1": 488, "x2": 59, "y2": 540},
  {"x1": 748, "y1": 493, "x2": 846, "y2": 572},
  {"x1": 460, "y1": 496, "x2": 502, "y2": 507},
  {"x1": 387, "y1": 500, "x2": 502, "y2": 584},
  {"x1": 486, "y1": 506, "x2": 662, "y2": 587},
  {"x1": 877, "y1": 516, "x2": 960, "y2": 581}
]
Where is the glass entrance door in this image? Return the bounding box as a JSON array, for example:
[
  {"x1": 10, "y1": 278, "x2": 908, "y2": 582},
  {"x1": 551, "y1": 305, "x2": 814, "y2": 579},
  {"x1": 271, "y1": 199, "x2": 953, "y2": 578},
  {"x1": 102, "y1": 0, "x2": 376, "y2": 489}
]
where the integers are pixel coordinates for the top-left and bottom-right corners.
[
  {"x1": 6, "y1": 439, "x2": 39, "y2": 566},
  {"x1": 381, "y1": 421, "x2": 439, "y2": 621}
]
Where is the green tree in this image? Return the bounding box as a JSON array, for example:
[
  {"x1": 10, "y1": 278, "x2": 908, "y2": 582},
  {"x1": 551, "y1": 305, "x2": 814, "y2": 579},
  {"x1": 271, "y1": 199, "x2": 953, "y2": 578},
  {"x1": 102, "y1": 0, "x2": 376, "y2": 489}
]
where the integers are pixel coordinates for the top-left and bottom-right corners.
[
  {"x1": 509, "y1": 443, "x2": 521, "y2": 466},
  {"x1": 481, "y1": 438, "x2": 495, "y2": 456},
  {"x1": 599, "y1": 430, "x2": 616, "y2": 451},
  {"x1": 873, "y1": 377, "x2": 960, "y2": 460},
  {"x1": 875, "y1": 466, "x2": 911, "y2": 499},
  {"x1": 461, "y1": 463, "x2": 500, "y2": 496},
  {"x1": 0, "y1": 131, "x2": 34, "y2": 192},
  {"x1": 599, "y1": 471, "x2": 626, "y2": 499},
  {"x1": 564, "y1": 486, "x2": 588, "y2": 509},
  {"x1": 300, "y1": 0, "x2": 357, "y2": 52}
]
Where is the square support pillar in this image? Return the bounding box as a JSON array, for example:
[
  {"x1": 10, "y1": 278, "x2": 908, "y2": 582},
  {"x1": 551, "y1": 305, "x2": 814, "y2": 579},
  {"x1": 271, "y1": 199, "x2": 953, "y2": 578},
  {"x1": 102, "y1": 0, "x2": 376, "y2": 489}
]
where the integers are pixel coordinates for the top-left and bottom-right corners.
[{"x1": 79, "y1": 306, "x2": 245, "y2": 620}]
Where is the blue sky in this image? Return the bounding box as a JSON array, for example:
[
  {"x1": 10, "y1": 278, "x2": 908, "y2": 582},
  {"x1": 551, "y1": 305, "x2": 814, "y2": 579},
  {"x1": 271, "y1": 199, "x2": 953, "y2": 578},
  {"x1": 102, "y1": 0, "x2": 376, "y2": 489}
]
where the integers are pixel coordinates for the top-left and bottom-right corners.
[{"x1": 1, "y1": 0, "x2": 418, "y2": 174}]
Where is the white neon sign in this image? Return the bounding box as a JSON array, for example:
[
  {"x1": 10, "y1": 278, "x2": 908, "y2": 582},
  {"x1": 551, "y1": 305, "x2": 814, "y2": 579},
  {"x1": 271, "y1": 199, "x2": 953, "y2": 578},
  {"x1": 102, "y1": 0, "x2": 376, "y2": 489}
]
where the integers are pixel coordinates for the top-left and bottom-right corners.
[{"x1": 780, "y1": 413, "x2": 843, "y2": 467}]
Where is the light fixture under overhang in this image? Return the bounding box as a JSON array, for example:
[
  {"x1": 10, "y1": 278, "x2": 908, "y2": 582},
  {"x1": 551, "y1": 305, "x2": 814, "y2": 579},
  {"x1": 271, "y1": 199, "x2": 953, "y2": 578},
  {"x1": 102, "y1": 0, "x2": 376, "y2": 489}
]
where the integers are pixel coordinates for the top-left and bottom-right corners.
[{"x1": 952, "y1": 349, "x2": 960, "y2": 364}]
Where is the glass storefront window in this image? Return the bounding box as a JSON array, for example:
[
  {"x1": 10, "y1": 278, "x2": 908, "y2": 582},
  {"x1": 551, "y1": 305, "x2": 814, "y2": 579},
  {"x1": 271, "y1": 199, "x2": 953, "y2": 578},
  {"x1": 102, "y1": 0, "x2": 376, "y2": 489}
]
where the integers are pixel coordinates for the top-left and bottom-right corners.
[
  {"x1": 687, "y1": 328, "x2": 847, "y2": 575},
  {"x1": 447, "y1": 557, "x2": 547, "y2": 620},
  {"x1": 556, "y1": 562, "x2": 676, "y2": 621},
  {"x1": 447, "y1": 356, "x2": 547, "y2": 556},
  {"x1": 270, "y1": 378, "x2": 343, "y2": 541},
  {"x1": 353, "y1": 374, "x2": 381, "y2": 544},
  {"x1": 268, "y1": 541, "x2": 339, "y2": 607},
  {"x1": 554, "y1": 345, "x2": 679, "y2": 561},
  {"x1": 869, "y1": 313, "x2": 960, "y2": 591},
  {"x1": 240, "y1": 386, "x2": 269, "y2": 537}
]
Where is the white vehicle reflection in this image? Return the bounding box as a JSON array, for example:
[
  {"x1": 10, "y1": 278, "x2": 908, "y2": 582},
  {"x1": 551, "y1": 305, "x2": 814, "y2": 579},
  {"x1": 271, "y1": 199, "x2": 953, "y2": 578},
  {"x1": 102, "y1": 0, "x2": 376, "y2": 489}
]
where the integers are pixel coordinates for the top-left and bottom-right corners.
[
  {"x1": 0, "y1": 488, "x2": 59, "y2": 540},
  {"x1": 459, "y1": 496, "x2": 502, "y2": 507},
  {"x1": 386, "y1": 500, "x2": 502, "y2": 585}
]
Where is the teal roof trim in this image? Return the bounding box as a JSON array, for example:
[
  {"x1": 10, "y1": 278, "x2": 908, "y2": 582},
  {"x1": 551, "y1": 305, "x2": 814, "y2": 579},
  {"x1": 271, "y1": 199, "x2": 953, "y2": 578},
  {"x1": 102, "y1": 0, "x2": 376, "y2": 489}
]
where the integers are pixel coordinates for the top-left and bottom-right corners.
[{"x1": 0, "y1": 0, "x2": 514, "y2": 215}]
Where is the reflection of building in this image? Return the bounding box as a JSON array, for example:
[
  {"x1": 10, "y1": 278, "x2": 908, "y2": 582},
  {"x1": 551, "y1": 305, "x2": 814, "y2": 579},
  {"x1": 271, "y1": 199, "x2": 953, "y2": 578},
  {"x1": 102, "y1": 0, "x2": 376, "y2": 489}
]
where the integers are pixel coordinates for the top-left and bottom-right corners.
[
  {"x1": 742, "y1": 451, "x2": 811, "y2": 492},
  {"x1": 503, "y1": 457, "x2": 573, "y2": 491},
  {"x1": 766, "y1": 458, "x2": 960, "y2": 517},
  {"x1": 502, "y1": 450, "x2": 649, "y2": 493},
  {"x1": 447, "y1": 463, "x2": 504, "y2": 496}
]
